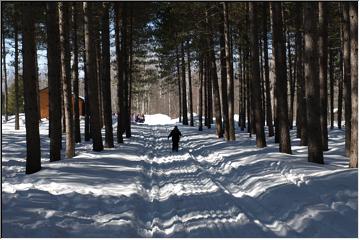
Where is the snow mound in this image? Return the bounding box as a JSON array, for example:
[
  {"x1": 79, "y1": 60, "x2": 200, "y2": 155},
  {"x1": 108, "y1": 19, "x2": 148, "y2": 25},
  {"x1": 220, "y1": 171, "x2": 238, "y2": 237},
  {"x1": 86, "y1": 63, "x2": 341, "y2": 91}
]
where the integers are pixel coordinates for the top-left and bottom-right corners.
[{"x1": 144, "y1": 114, "x2": 177, "y2": 125}]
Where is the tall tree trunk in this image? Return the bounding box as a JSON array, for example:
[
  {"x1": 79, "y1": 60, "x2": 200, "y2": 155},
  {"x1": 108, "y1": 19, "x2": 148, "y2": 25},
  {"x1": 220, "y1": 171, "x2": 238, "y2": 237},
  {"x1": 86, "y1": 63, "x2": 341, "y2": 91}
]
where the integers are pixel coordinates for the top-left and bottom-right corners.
[
  {"x1": 270, "y1": 6, "x2": 279, "y2": 143},
  {"x1": 263, "y1": 2, "x2": 274, "y2": 137},
  {"x1": 46, "y1": 2, "x2": 62, "y2": 162},
  {"x1": 181, "y1": 41, "x2": 188, "y2": 125},
  {"x1": 14, "y1": 16, "x2": 20, "y2": 130},
  {"x1": 249, "y1": 2, "x2": 266, "y2": 148},
  {"x1": 198, "y1": 56, "x2": 203, "y2": 131},
  {"x1": 84, "y1": 47, "x2": 91, "y2": 141},
  {"x1": 2, "y1": 26, "x2": 8, "y2": 122},
  {"x1": 298, "y1": 32, "x2": 308, "y2": 146},
  {"x1": 101, "y1": 3, "x2": 114, "y2": 148},
  {"x1": 287, "y1": 31, "x2": 295, "y2": 129},
  {"x1": 319, "y1": 2, "x2": 329, "y2": 151},
  {"x1": 210, "y1": 40, "x2": 223, "y2": 137},
  {"x1": 59, "y1": 3, "x2": 75, "y2": 158},
  {"x1": 219, "y1": 5, "x2": 229, "y2": 139},
  {"x1": 238, "y1": 45, "x2": 243, "y2": 129},
  {"x1": 207, "y1": 56, "x2": 213, "y2": 127},
  {"x1": 241, "y1": 41, "x2": 247, "y2": 131},
  {"x1": 96, "y1": 24, "x2": 103, "y2": 129},
  {"x1": 304, "y1": 2, "x2": 324, "y2": 164},
  {"x1": 84, "y1": 2, "x2": 104, "y2": 151},
  {"x1": 127, "y1": 6, "x2": 133, "y2": 137},
  {"x1": 82, "y1": 5, "x2": 91, "y2": 141},
  {"x1": 176, "y1": 46, "x2": 182, "y2": 123},
  {"x1": 122, "y1": 3, "x2": 130, "y2": 138},
  {"x1": 259, "y1": 38, "x2": 266, "y2": 127},
  {"x1": 204, "y1": 56, "x2": 209, "y2": 128},
  {"x1": 271, "y1": 2, "x2": 292, "y2": 154},
  {"x1": 349, "y1": 2, "x2": 358, "y2": 168},
  {"x1": 22, "y1": 3, "x2": 41, "y2": 174},
  {"x1": 72, "y1": 3, "x2": 81, "y2": 143},
  {"x1": 35, "y1": 56, "x2": 41, "y2": 121},
  {"x1": 115, "y1": 2, "x2": 124, "y2": 143},
  {"x1": 223, "y1": 2, "x2": 235, "y2": 141},
  {"x1": 186, "y1": 39, "x2": 194, "y2": 126},
  {"x1": 342, "y1": 2, "x2": 351, "y2": 157},
  {"x1": 338, "y1": 30, "x2": 344, "y2": 130},
  {"x1": 329, "y1": 50, "x2": 334, "y2": 130},
  {"x1": 205, "y1": 9, "x2": 223, "y2": 137}
]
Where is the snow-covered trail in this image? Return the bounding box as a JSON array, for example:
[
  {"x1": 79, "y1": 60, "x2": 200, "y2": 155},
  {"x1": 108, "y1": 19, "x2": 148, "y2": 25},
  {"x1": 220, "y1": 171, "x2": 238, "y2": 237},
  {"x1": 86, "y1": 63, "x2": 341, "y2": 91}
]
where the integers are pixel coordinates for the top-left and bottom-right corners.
[{"x1": 2, "y1": 115, "x2": 358, "y2": 237}]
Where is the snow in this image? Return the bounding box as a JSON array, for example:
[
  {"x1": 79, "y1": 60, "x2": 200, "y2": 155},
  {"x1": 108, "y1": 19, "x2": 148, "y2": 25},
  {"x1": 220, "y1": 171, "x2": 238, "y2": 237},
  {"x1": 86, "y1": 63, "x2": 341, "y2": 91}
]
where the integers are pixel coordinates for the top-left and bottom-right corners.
[{"x1": 2, "y1": 114, "x2": 358, "y2": 237}]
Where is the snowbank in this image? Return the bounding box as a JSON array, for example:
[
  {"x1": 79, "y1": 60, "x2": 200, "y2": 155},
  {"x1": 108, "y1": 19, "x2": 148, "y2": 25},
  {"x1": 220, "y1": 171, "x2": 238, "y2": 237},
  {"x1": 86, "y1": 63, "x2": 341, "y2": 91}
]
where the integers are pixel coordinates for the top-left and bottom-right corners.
[{"x1": 144, "y1": 113, "x2": 178, "y2": 125}]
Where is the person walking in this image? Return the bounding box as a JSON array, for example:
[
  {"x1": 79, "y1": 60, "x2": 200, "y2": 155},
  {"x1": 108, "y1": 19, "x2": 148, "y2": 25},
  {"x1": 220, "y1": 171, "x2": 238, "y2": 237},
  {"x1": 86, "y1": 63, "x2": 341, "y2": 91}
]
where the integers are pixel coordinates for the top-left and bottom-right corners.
[{"x1": 168, "y1": 126, "x2": 182, "y2": 152}]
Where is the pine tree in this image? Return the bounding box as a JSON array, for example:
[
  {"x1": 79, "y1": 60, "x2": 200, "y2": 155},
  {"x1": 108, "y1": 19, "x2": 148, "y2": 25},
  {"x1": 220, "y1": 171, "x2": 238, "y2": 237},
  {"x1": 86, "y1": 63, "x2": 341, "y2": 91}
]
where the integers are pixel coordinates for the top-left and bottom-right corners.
[
  {"x1": 84, "y1": 2, "x2": 104, "y2": 151},
  {"x1": 186, "y1": 39, "x2": 194, "y2": 126},
  {"x1": 319, "y1": 2, "x2": 329, "y2": 151},
  {"x1": 249, "y1": 2, "x2": 266, "y2": 148},
  {"x1": 72, "y1": 3, "x2": 81, "y2": 144},
  {"x1": 46, "y1": 2, "x2": 62, "y2": 162},
  {"x1": 262, "y1": 2, "x2": 274, "y2": 137},
  {"x1": 349, "y1": 2, "x2": 358, "y2": 168},
  {"x1": 304, "y1": 2, "x2": 324, "y2": 164},
  {"x1": 2, "y1": 22, "x2": 8, "y2": 122},
  {"x1": 342, "y1": 2, "x2": 351, "y2": 157},
  {"x1": 271, "y1": 2, "x2": 291, "y2": 154},
  {"x1": 22, "y1": 2, "x2": 41, "y2": 174},
  {"x1": 101, "y1": 3, "x2": 114, "y2": 148},
  {"x1": 181, "y1": 41, "x2": 188, "y2": 125},
  {"x1": 14, "y1": 13, "x2": 20, "y2": 130},
  {"x1": 223, "y1": 2, "x2": 235, "y2": 141},
  {"x1": 59, "y1": 2, "x2": 75, "y2": 158}
]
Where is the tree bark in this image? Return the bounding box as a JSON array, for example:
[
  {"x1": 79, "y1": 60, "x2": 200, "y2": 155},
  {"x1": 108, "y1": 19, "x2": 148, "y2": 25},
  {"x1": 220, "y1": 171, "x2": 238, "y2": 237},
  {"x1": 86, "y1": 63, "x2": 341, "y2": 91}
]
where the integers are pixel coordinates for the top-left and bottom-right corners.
[
  {"x1": 59, "y1": 2, "x2": 75, "y2": 158},
  {"x1": 46, "y1": 2, "x2": 62, "y2": 162},
  {"x1": 72, "y1": 3, "x2": 81, "y2": 143},
  {"x1": 2, "y1": 25, "x2": 8, "y2": 122},
  {"x1": 198, "y1": 55, "x2": 203, "y2": 131},
  {"x1": 127, "y1": 6, "x2": 133, "y2": 138},
  {"x1": 249, "y1": 2, "x2": 267, "y2": 148},
  {"x1": 122, "y1": 3, "x2": 130, "y2": 138},
  {"x1": 101, "y1": 2, "x2": 114, "y2": 148},
  {"x1": 181, "y1": 41, "x2": 188, "y2": 125},
  {"x1": 304, "y1": 2, "x2": 324, "y2": 164},
  {"x1": 82, "y1": 4, "x2": 91, "y2": 141},
  {"x1": 287, "y1": 31, "x2": 295, "y2": 130},
  {"x1": 186, "y1": 39, "x2": 194, "y2": 126},
  {"x1": 342, "y1": 2, "x2": 351, "y2": 157},
  {"x1": 204, "y1": 56, "x2": 209, "y2": 128},
  {"x1": 22, "y1": 3, "x2": 41, "y2": 174},
  {"x1": 115, "y1": 2, "x2": 124, "y2": 143},
  {"x1": 338, "y1": 27, "x2": 344, "y2": 130},
  {"x1": 223, "y1": 2, "x2": 235, "y2": 141},
  {"x1": 176, "y1": 46, "x2": 182, "y2": 123},
  {"x1": 319, "y1": 2, "x2": 329, "y2": 151},
  {"x1": 84, "y1": 2, "x2": 104, "y2": 151},
  {"x1": 349, "y1": 2, "x2": 358, "y2": 168},
  {"x1": 205, "y1": 10, "x2": 223, "y2": 137},
  {"x1": 14, "y1": 16, "x2": 20, "y2": 130},
  {"x1": 219, "y1": 4, "x2": 229, "y2": 139},
  {"x1": 271, "y1": 2, "x2": 292, "y2": 154},
  {"x1": 329, "y1": 50, "x2": 334, "y2": 130},
  {"x1": 263, "y1": 2, "x2": 274, "y2": 137}
]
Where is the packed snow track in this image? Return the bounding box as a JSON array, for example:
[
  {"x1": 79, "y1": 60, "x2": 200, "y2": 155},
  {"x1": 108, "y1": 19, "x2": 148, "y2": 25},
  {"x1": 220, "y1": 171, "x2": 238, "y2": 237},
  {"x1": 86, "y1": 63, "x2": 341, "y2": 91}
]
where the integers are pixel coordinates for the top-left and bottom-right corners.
[{"x1": 2, "y1": 115, "x2": 358, "y2": 237}]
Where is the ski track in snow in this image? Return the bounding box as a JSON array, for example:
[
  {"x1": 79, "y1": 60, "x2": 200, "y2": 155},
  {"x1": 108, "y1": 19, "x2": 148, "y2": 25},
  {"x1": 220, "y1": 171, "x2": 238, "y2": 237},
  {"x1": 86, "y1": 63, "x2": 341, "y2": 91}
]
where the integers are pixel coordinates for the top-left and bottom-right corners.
[{"x1": 2, "y1": 115, "x2": 358, "y2": 237}]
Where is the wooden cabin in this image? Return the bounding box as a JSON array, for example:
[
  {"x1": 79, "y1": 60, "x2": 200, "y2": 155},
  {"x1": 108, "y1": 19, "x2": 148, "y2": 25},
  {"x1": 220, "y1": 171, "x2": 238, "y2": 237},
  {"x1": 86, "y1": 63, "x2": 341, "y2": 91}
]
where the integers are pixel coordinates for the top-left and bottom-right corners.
[{"x1": 39, "y1": 87, "x2": 85, "y2": 119}]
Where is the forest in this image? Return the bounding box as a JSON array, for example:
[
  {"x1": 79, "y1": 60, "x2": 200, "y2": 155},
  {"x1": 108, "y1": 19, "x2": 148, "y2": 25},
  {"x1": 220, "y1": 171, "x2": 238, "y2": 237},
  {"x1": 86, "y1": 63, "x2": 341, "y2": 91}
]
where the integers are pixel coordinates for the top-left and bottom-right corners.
[
  {"x1": 1, "y1": 2, "x2": 358, "y2": 237},
  {"x1": 2, "y1": 2, "x2": 357, "y2": 172}
]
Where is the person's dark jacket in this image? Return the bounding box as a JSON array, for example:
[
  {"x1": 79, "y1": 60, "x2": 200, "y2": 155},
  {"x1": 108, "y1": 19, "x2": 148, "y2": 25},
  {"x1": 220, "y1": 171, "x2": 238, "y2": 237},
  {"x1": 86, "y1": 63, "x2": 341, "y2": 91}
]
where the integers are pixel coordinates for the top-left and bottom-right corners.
[{"x1": 168, "y1": 127, "x2": 182, "y2": 142}]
